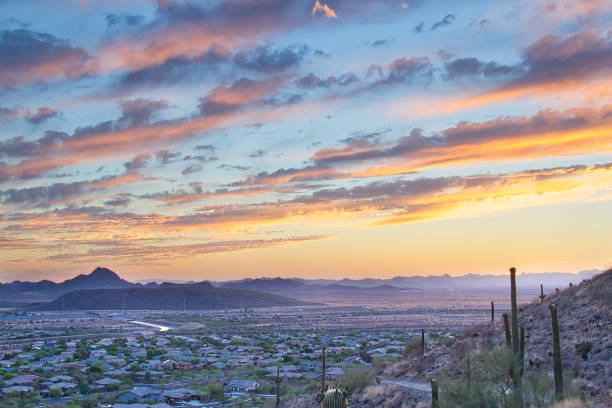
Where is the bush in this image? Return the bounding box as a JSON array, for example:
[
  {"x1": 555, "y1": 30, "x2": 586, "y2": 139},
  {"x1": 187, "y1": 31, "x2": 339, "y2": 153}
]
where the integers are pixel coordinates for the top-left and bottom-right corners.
[
  {"x1": 337, "y1": 366, "x2": 376, "y2": 393},
  {"x1": 204, "y1": 383, "x2": 224, "y2": 397},
  {"x1": 437, "y1": 347, "x2": 566, "y2": 408},
  {"x1": 402, "y1": 337, "x2": 422, "y2": 358}
]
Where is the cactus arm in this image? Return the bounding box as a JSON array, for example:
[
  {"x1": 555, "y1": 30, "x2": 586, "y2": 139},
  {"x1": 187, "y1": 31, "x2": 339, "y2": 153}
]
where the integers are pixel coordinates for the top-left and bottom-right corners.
[{"x1": 503, "y1": 313, "x2": 511, "y2": 347}]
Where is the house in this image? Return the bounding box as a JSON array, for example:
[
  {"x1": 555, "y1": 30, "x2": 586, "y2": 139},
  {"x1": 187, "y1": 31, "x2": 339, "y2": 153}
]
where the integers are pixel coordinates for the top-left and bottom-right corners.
[
  {"x1": 5, "y1": 374, "x2": 40, "y2": 386},
  {"x1": 325, "y1": 367, "x2": 344, "y2": 380},
  {"x1": 1, "y1": 385, "x2": 34, "y2": 398},
  {"x1": 117, "y1": 386, "x2": 163, "y2": 403},
  {"x1": 224, "y1": 380, "x2": 259, "y2": 393},
  {"x1": 49, "y1": 375, "x2": 74, "y2": 382},
  {"x1": 135, "y1": 370, "x2": 165, "y2": 380},
  {"x1": 162, "y1": 388, "x2": 206, "y2": 404},
  {"x1": 95, "y1": 377, "x2": 121, "y2": 391},
  {"x1": 226, "y1": 359, "x2": 250, "y2": 368},
  {"x1": 299, "y1": 361, "x2": 317, "y2": 371},
  {"x1": 41, "y1": 382, "x2": 77, "y2": 397}
]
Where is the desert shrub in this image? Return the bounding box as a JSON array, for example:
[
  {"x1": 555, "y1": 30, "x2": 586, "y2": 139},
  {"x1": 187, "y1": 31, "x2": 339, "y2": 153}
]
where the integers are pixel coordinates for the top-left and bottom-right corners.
[
  {"x1": 337, "y1": 366, "x2": 376, "y2": 393},
  {"x1": 402, "y1": 337, "x2": 422, "y2": 358},
  {"x1": 523, "y1": 369, "x2": 553, "y2": 408},
  {"x1": 204, "y1": 383, "x2": 224, "y2": 397},
  {"x1": 437, "y1": 347, "x2": 571, "y2": 408}
]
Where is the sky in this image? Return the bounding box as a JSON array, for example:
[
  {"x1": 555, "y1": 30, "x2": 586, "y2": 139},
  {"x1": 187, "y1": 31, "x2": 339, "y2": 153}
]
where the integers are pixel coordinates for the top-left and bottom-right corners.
[{"x1": 0, "y1": 0, "x2": 611, "y2": 282}]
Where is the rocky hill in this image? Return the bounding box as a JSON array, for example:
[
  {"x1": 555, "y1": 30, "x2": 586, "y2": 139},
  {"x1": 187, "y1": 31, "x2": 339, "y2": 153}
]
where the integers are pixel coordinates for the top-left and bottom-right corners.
[{"x1": 380, "y1": 269, "x2": 611, "y2": 407}]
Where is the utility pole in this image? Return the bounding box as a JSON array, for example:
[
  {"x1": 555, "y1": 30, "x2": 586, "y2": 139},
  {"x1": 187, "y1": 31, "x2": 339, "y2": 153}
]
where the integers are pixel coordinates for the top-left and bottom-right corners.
[{"x1": 183, "y1": 296, "x2": 186, "y2": 313}]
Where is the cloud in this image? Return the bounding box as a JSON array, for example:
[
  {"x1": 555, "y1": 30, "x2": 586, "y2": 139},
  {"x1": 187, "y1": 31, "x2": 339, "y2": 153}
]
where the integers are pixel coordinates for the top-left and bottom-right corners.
[
  {"x1": 198, "y1": 77, "x2": 283, "y2": 116},
  {"x1": 0, "y1": 172, "x2": 143, "y2": 208},
  {"x1": 248, "y1": 150, "x2": 265, "y2": 158},
  {"x1": 123, "y1": 153, "x2": 151, "y2": 171},
  {"x1": 431, "y1": 14, "x2": 455, "y2": 30},
  {"x1": 313, "y1": 106, "x2": 612, "y2": 170},
  {"x1": 233, "y1": 45, "x2": 310, "y2": 73},
  {"x1": 113, "y1": 48, "x2": 229, "y2": 92},
  {"x1": 370, "y1": 39, "x2": 393, "y2": 48},
  {"x1": 0, "y1": 106, "x2": 23, "y2": 123},
  {"x1": 312, "y1": 1, "x2": 337, "y2": 18},
  {"x1": 414, "y1": 22, "x2": 424, "y2": 33},
  {"x1": 155, "y1": 150, "x2": 182, "y2": 165},
  {"x1": 25, "y1": 107, "x2": 59, "y2": 124},
  {"x1": 0, "y1": 29, "x2": 90, "y2": 86},
  {"x1": 383, "y1": 57, "x2": 432, "y2": 83},
  {"x1": 444, "y1": 57, "x2": 521, "y2": 79},
  {"x1": 42, "y1": 235, "x2": 328, "y2": 263},
  {"x1": 117, "y1": 98, "x2": 170, "y2": 127},
  {"x1": 105, "y1": 13, "x2": 145, "y2": 28},
  {"x1": 182, "y1": 164, "x2": 202, "y2": 175},
  {"x1": 104, "y1": 195, "x2": 132, "y2": 207},
  {"x1": 295, "y1": 72, "x2": 359, "y2": 89},
  {"x1": 3, "y1": 162, "x2": 610, "y2": 265},
  {"x1": 218, "y1": 164, "x2": 251, "y2": 171}
]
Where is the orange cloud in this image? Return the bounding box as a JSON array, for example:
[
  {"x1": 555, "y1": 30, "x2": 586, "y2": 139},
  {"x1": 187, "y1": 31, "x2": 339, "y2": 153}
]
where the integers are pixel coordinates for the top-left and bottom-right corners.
[
  {"x1": 2, "y1": 162, "x2": 610, "y2": 266},
  {"x1": 312, "y1": 1, "x2": 337, "y2": 18}
]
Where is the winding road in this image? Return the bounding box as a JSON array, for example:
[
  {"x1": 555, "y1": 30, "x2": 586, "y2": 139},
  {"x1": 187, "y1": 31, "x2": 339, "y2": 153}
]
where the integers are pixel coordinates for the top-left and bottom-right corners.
[{"x1": 381, "y1": 378, "x2": 432, "y2": 392}]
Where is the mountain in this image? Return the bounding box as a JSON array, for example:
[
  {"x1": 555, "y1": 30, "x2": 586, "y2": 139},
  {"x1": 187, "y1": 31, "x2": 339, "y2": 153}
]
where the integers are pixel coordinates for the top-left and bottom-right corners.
[
  {"x1": 0, "y1": 267, "x2": 134, "y2": 302},
  {"x1": 57, "y1": 267, "x2": 132, "y2": 290},
  {"x1": 290, "y1": 270, "x2": 601, "y2": 293},
  {"x1": 218, "y1": 277, "x2": 409, "y2": 295},
  {"x1": 24, "y1": 282, "x2": 310, "y2": 311},
  {"x1": 221, "y1": 277, "x2": 312, "y2": 292}
]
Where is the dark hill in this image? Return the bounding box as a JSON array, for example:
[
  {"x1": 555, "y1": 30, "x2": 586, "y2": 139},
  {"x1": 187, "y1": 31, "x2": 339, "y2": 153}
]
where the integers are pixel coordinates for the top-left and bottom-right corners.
[
  {"x1": 24, "y1": 283, "x2": 309, "y2": 311},
  {"x1": 57, "y1": 267, "x2": 132, "y2": 290},
  {"x1": 0, "y1": 267, "x2": 133, "y2": 302}
]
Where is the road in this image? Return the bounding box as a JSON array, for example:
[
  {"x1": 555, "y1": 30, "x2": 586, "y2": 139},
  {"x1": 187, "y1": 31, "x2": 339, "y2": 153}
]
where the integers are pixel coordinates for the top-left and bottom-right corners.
[{"x1": 380, "y1": 378, "x2": 432, "y2": 392}]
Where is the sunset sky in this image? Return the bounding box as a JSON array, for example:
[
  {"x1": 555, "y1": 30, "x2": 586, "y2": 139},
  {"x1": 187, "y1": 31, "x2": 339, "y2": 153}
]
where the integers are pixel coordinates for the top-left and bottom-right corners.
[{"x1": 1, "y1": 0, "x2": 611, "y2": 282}]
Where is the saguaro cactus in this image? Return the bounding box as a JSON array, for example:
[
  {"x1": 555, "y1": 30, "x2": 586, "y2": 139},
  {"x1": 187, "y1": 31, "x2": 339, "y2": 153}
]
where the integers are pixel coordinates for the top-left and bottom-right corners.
[
  {"x1": 510, "y1": 267, "x2": 523, "y2": 408},
  {"x1": 503, "y1": 313, "x2": 511, "y2": 347},
  {"x1": 550, "y1": 303, "x2": 564, "y2": 402},
  {"x1": 275, "y1": 365, "x2": 282, "y2": 407},
  {"x1": 466, "y1": 353, "x2": 472, "y2": 394},
  {"x1": 321, "y1": 388, "x2": 347, "y2": 408},
  {"x1": 321, "y1": 347, "x2": 327, "y2": 395},
  {"x1": 421, "y1": 328, "x2": 425, "y2": 356},
  {"x1": 491, "y1": 301, "x2": 495, "y2": 323},
  {"x1": 519, "y1": 325, "x2": 525, "y2": 376},
  {"x1": 539, "y1": 284, "x2": 546, "y2": 304},
  {"x1": 431, "y1": 379, "x2": 439, "y2": 408}
]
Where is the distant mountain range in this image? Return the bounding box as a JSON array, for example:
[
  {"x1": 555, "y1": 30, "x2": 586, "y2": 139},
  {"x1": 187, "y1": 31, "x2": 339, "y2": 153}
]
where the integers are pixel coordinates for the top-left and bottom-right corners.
[
  {"x1": 25, "y1": 281, "x2": 308, "y2": 311},
  {"x1": 2, "y1": 267, "x2": 309, "y2": 310},
  {"x1": 214, "y1": 269, "x2": 601, "y2": 294},
  {"x1": 220, "y1": 277, "x2": 410, "y2": 294},
  {"x1": 1, "y1": 267, "x2": 600, "y2": 310}
]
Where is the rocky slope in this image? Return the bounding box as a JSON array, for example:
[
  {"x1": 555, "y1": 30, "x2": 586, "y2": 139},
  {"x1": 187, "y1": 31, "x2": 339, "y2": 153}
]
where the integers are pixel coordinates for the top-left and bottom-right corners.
[{"x1": 383, "y1": 269, "x2": 611, "y2": 407}]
